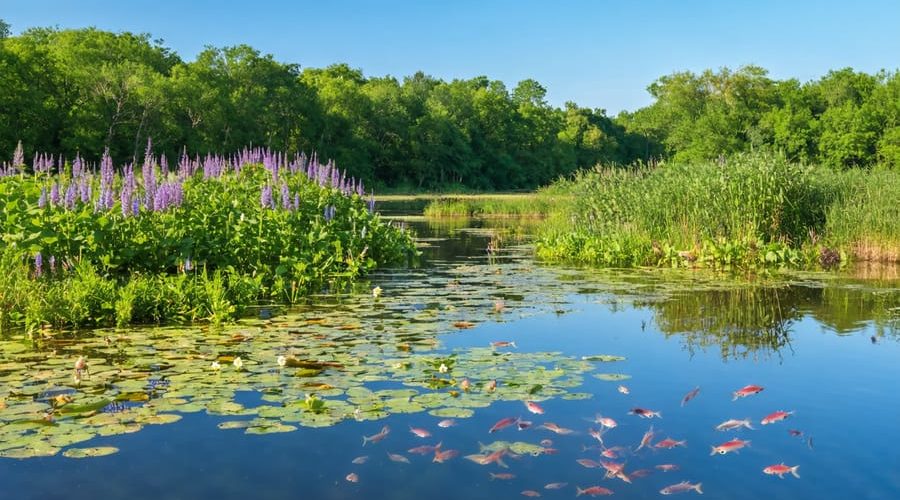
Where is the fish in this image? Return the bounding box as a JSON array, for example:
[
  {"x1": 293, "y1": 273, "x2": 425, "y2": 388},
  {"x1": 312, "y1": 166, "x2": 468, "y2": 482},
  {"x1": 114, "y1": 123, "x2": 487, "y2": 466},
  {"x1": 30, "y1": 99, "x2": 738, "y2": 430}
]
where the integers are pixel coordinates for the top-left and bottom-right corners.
[
  {"x1": 600, "y1": 460, "x2": 626, "y2": 476},
  {"x1": 345, "y1": 473, "x2": 359, "y2": 483},
  {"x1": 656, "y1": 464, "x2": 680, "y2": 472},
  {"x1": 489, "y1": 417, "x2": 518, "y2": 433},
  {"x1": 788, "y1": 429, "x2": 803, "y2": 437},
  {"x1": 681, "y1": 386, "x2": 701, "y2": 407},
  {"x1": 544, "y1": 482, "x2": 568, "y2": 490},
  {"x1": 351, "y1": 455, "x2": 369, "y2": 464},
  {"x1": 601, "y1": 447, "x2": 620, "y2": 459},
  {"x1": 409, "y1": 426, "x2": 432, "y2": 438},
  {"x1": 655, "y1": 437, "x2": 687, "y2": 449},
  {"x1": 386, "y1": 452, "x2": 410, "y2": 464},
  {"x1": 589, "y1": 428, "x2": 605, "y2": 445},
  {"x1": 763, "y1": 463, "x2": 800, "y2": 479},
  {"x1": 630, "y1": 469, "x2": 653, "y2": 478},
  {"x1": 617, "y1": 385, "x2": 630, "y2": 395},
  {"x1": 635, "y1": 425, "x2": 655, "y2": 452},
  {"x1": 362, "y1": 425, "x2": 390, "y2": 446},
  {"x1": 629, "y1": 407, "x2": 662, "y2": 418},
  {"x1": 517, "y1": 420, "x2": 533, "y2": 431},
  {"x1": 595, "y1": 415, "x2": 617, "y2": 429},
  {"x1": 433, "y1": 448, "x2": 459, "y2": 463},
  {"x1": 710, "y1": 438, "x2": 751, "y2": 455},
  {"x1": 491, "y1": 341, "x2": 517, "y2": 348},
  {"x1": 761, "y1": 410, "x2": 794, "y2": 425},
  {"x1": 660, "y1": 481, "x2": 703, "y2": 495},
  {"x1": 490, "y1": 473, "x2": 516, "y2": 480},
  {"x1": 576, "y1": 486, "x2": 614, "y2": 496},
  {"x1": 408, "y1": 444, "x2": 440, "y2": 455},
  {"x1": 437, "y1": 419, "x2": 456, "y2": 428},
  {"x1": 521, "y1": 491, "x2": 541, "y2": 497},
  {"x1": 540, "y1": 422, "x2": 573, "y2": 434},
  {"x1": 577, "y1": 458, "x2": 603, "y2": 469},
  {"x1": 807, "y1": 436, "x2": 814, "y2": 450},
  {"x1": 715, "y1": 418, "x2": 754, "y2": 431},
  {"x1": 732, "y1": 384, "x2": 764, "y2": 400},
  {"x1": 466, "y1": 448, "x2": 509, "y2": 468},
  {"x1": 540, "y1": 439, "x2": 553, "y2": 447},
  {"x1": 540, "y1": 447, "x2": 559, "y2": 455},
  {"x1": 525, "y1": 401, "x2": 544, "y2": 414}
]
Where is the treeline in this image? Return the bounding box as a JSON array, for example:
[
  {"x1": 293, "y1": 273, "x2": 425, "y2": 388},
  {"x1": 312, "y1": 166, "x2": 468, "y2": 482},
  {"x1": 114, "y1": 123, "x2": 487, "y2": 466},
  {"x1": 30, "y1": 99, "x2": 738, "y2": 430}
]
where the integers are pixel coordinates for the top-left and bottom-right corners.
[{"x1": 0, "y1": 23, "x2": 898, "y2": 190}]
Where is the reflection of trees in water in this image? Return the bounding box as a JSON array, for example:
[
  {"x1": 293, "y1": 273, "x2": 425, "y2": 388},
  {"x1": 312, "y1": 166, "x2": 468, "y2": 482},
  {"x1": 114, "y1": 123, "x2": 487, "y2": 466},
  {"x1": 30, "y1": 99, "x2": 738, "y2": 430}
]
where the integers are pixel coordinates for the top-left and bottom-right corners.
[
  {"x1": 653, "y1": 287, "x2": 799, "y2": 361},
  {"x1": 651, "y1": 282, "x2": 899, "y2": 360}
]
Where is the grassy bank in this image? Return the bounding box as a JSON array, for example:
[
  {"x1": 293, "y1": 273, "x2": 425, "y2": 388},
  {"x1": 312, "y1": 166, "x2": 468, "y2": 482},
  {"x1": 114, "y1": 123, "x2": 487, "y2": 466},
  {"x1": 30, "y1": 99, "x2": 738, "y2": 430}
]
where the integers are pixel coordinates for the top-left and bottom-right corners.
[
  {"x1": 0, "y1": 148, "x2": 416, "y2": 332},
  {"x1": 422, "y1": 193, "x2": 566, "y2": 218},
  {"x1": 536, "y1": 153, "x2": 900, "y2": 269}
]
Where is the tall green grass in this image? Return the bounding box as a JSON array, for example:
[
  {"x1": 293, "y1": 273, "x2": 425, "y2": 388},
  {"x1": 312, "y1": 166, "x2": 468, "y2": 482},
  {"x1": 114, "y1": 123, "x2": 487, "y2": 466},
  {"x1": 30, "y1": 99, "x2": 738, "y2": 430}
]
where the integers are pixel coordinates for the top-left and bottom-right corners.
[
  {"x1": 423, "y1": 194, "x2": 564, "y2": 218},
  {"x1": 537, "y1": 153, "x2": 900, "y2": 268}
]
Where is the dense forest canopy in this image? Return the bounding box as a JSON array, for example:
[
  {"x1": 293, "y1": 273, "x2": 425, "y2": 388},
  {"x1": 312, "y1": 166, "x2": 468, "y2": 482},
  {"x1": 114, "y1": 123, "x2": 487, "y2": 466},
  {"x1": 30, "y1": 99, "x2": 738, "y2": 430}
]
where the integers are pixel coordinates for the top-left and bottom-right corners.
[{"x1": 0, "y1": 23, "x2": 898, "y2": 189}]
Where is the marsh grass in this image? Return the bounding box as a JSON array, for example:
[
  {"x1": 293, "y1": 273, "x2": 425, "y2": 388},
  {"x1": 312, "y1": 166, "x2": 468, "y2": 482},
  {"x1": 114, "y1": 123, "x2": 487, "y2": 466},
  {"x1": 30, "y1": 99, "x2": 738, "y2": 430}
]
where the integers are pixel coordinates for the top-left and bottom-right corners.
[
  {"x1": 423, "y1": 193, "x2": 565, "y2": 218},
  {"x1": 537, "y1": 153, "x2": 900, "y2": 268}
]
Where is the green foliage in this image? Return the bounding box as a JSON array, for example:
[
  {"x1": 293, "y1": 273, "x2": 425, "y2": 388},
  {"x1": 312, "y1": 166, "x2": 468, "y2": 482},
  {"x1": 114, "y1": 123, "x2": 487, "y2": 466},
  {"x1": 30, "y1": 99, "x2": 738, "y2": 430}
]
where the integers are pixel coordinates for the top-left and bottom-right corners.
[
  {"x1": 423, "y1": 194, "x2": 561, "y2": 218},
  {"x1": 537, "y1": 153, "x2": 900, "y2": 268}
]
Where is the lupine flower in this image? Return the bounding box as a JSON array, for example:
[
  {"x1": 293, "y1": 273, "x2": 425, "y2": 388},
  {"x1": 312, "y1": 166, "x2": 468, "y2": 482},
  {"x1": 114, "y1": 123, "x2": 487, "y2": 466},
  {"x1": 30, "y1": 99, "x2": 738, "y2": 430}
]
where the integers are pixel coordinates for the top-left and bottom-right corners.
[
  {"x1": 260, "y1": 184, "x2": 274, "y2": 209},
  {"x1": 50, "y1": 183, "x2": 60, "y2": 206},
  {"x1": 38, "y1": 187, "x2": 47, "y2": 208},
  {"x1": 280, "y1": 182, "x2": 291, "y2": 210},
  {"x1": 64, "y1": 183, "x2": 77, "y2": 210},
  {"x1": 368, "y1": 194, "x2": 376, "y2": 213},
  {"x1": 34, "y1": 252, "x2": 43, "y2": 277},
  {"x1": 324, "y1": 205, "x2": 336, "y2": 221},
  {"x1": 12, "y1": 140, "x2": 23, "y2": 167}
]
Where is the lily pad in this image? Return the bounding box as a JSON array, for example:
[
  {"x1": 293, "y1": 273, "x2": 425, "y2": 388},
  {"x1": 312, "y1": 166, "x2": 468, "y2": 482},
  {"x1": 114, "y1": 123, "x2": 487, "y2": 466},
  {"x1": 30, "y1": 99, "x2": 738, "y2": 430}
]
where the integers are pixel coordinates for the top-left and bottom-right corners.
[
  {"x1": 593, "y1": 373, "x2": 632, "y2": 381},
  {"x1": 428, "y1": 407, "x2": 475, "y2": 418},
  {"x1": 581, "y1": 355, "x2": 626, "y2": 362},
  {"x1": 62, "y1": 446, "x2": 119, "y2": 458}
]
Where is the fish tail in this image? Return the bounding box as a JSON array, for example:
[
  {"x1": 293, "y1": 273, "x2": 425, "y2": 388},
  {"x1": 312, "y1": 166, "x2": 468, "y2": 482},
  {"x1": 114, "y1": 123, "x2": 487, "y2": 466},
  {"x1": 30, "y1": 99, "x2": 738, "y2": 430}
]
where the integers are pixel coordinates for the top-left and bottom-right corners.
[
  {"x1": 709, "y1": 446, "x2": 717, "y2": 456},
  {"x1": 694, "y1": 483, "x2": 703, "y2": 494},
  {"x1": 745, "y1": 419, "x2": 755, "y2": 430},
  {"x1": 791, "y1": 466, "x2": 800, "y2": 479},
  {"x1": 511, "y1": 341, "x2": 517, "y2": 348},
  {"x1": 362, "y1": 436, "x2": 368, "y2": 446},
  {"x1": 575, "y1": 487, "x2": 585, "y2": 497},
  {"x1": 732, "y1": 393, "x2": 738, "y2": 401},
  {"x1": 497, "y1": 458, "x2": 509, "y2": 469}
]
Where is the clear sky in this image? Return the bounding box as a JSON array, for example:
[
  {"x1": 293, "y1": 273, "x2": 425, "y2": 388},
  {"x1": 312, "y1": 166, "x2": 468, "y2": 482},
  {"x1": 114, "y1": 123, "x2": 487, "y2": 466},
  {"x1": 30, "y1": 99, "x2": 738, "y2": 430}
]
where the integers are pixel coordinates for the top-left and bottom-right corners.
[{"x1": 2, "y1": 0, "x2": 898, "y2": 114}]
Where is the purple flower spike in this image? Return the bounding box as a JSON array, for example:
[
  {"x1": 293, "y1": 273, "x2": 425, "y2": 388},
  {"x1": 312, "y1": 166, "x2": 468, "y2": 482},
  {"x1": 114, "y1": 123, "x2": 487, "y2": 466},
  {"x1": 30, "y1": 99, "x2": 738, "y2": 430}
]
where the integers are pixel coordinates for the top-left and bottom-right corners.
[
  {"x1": 50, "y1": 183, "x2": 60, "y2": 206},
  {"x1": 261, "y1": 184, "x2": 274, "y2": 210},
  {"x1": 38, "y1": 187, "x2": 47, "y2": 208},
  {"x1": 34, "y1": 252, "x2": 43, "y2": 277}
]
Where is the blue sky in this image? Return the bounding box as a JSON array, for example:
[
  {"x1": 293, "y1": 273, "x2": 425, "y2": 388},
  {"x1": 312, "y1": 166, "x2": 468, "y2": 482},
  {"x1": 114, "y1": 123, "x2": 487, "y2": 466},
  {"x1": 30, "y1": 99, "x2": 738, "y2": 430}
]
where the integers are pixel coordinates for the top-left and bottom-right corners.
[{"x1": 2, "y1": 0, "x2": 898, "y2": 113}]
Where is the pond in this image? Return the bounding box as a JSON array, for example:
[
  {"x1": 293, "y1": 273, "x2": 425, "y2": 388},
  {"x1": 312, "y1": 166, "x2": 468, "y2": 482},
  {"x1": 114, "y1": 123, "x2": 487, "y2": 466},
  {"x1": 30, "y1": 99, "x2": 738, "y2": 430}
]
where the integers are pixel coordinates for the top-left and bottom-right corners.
[{"x1": 1, "y1": 208, "x2": 898, "y2": 499}]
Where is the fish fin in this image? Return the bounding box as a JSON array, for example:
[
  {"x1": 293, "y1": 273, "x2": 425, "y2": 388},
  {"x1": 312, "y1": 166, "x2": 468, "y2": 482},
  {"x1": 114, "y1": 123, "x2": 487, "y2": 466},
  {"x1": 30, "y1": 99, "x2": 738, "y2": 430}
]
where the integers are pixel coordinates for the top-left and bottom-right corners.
[
  {"x1": 362, "y1": 436, "x2": 368, "y2": 446},
  {"x1": 436, "y1": 441, "x2": 442, "y2": 451},
  {"x1": 575, "y1": 487, "x2": 584, "y2": 497},
  {"x1": 709, "y1": 446, "x2": 717, "y2": 456},
  {"x1": 511, "y1": 341, "x2": 517, "y2": 348},
  {"x1": 695, "y1": 483, "x2": 703, "y2": 494},
  {"x1": 791, "y1": 466, "x2": 800, "y2": 479},
  {"x1": 732, "y1": 393, "x2": 738, "y2": 401},
  {"x1": 497, "y1": 458, "x2": 508, "y2": 469}
]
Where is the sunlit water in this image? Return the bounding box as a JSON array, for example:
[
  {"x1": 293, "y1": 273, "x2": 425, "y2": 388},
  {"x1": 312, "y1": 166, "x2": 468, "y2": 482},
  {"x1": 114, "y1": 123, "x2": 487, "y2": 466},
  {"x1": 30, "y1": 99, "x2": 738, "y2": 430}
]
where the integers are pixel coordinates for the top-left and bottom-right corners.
[{"x1": 1, "y1": 210, "x2": 898, "y2": 500}]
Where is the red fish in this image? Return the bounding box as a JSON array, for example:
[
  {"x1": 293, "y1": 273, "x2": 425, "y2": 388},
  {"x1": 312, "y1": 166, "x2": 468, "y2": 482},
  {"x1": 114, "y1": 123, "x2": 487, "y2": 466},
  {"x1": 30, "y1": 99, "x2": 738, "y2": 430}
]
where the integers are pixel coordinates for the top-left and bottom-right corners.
[
  {"x1": 655, "y1": 437, "x2": 687, "y2": 449},
  {"x1": 660, "y1": 481, "x2": 702, "y2": 495},
  {"x1": 362, "y1": 425, "x2": 390, "y2": 446},
  {"x1": 540, "y1": 447, "x2": 559, "y2": 455},
  {"x1": 408, "y1": 444, "x2": 440, "y2": 455},
  {"x1": 540, "y1": 439, "x2": 553, "y2": 447},
  {"x1": 576, "y1": 486, "x2": 614, "y2": 496},
  {"x1": 600, "y1": 460, "x2": 625, "y2": 476},
  {"x1": 635, "y1": 425, "x2": 655, "y2": 452},
  {"x1": 351, "y1": 455, "x2": 369, "y2": 464},
  {"x1": 681, "y1": 386, "x2": 700, "y2": 407},
  {"x1": 601, "y1": 447, "x2": 624, "y2": 459},
  {"x1": 732, "y1": 384, "x2": 764, "y2": 400},
  {"x1": 763, "y1": 463, "x2": 800, "y2": 479},
  {"x1": 761, "y1": 410, "x2": 794, "y2": 425},
  {"x1": 629, "y1": 407, "x2": 662, "y2": 419},
  {"x1": 345, "y1": 472, "x2": 359, "y2": 483},
  {"x1": 521, "y1": 491, "x2": 541, "y2": 497},
  {"x1": 489, "y1": 417, "x2": 518, "y2": 433},
  {"x1": 630, "y1": 469, "x2": 653, "y2": 478},
  {"x1": 491, "y1": 341, "x2": 517, "y2": 348},
  {"x1": 437, "y1": 419, "x2": 456, "y2": 428},
  {"x1": 710, "y1": 438, "x2": 751, "y2": 455},
  {"x1": 588, "y1": 428, "x2": 605, "y2": 445},
  {"x1": 617, "y1": 385, "x2": 630, "y2": 395},
  {"x1": 540, "y1": 422, "x2": 573, "y2": 435},
  {"x1": 525, "y1": 401, "x2": 544, "y2": 414},
  {"x1": 656, "y1": 464, "x2": 680, "y2": 472},
  {"x1": 595, "y1": 415, "x2": 617, "y2": 429},
  {"x1": 433, "y1": 448, "x2": 459, "y2": 463},
  {"x1": 386, "y1": 452, "x2": 410, "y2": 464},
  {"x1": 409, "y1": 426, "x2": 431, "y2": 438},
  {"x1": 544, "y1": 482, "x2": 568, "y2": 490},
  {"x1": 490, "y1": 473, "x2": 515, "y2": 480}
]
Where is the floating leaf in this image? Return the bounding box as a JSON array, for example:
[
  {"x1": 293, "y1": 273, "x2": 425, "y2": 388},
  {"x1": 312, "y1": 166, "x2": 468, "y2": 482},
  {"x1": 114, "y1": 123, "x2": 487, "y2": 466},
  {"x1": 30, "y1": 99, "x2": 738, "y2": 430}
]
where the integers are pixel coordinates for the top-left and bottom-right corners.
[
  {"x1": 62, "y1": 446, "x2": 119, "y2": 458},
  {"x1": 593, "y1": 373, "x2": 632, "y2": 381},
  {"x1": 581, "y1": 355, "x2": 626, "y2": 362},
  {"x1": 428, "y1": 407, "x2": 475, "y2": 418}
]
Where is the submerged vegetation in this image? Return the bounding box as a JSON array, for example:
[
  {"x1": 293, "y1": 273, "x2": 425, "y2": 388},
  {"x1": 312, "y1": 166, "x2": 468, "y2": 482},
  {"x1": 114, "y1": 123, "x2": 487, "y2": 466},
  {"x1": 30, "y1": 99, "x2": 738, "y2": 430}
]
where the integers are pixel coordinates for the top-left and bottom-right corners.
[
  {"x1": 536, "y1": 153, "x2": 900, "y2": 269},
  {"x1": 0, "y1": 145, "x2": 415, "y2": 331}
]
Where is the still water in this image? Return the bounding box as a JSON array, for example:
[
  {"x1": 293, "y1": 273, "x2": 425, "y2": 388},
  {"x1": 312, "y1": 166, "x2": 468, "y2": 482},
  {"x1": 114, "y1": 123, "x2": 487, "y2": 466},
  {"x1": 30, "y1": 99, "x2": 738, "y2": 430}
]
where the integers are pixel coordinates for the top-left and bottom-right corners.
[{"x1": 1, "y1": 212, "x2": 898, "y2": 499}]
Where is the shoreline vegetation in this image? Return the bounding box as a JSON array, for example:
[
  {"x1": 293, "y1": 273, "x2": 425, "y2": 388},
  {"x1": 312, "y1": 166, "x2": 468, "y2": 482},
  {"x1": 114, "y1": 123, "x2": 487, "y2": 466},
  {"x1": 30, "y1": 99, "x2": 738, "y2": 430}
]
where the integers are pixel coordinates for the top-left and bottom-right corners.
[{"x1": 0, "y1": 145, "x2": 416, "y2": 332}]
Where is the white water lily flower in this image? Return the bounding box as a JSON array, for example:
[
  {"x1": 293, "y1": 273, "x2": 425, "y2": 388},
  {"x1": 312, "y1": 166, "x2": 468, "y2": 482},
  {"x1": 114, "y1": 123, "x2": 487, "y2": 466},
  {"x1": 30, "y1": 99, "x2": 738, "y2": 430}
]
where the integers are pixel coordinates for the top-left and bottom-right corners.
[
  {"x1": 276, "y1": 355, "x2": 287, "y2": 367},
  {"x1": 210, "y1": 361, "x2": 221, "y2": 370},
  {"x1": 232, "y1": 357, "x2": 243, "y2": 369},
  {"x1": 438, "y1": 363, "x2": 449, "y2": 374},
  {"x1": 372, "y1": 286, "x2": 382, "y2": 298}
]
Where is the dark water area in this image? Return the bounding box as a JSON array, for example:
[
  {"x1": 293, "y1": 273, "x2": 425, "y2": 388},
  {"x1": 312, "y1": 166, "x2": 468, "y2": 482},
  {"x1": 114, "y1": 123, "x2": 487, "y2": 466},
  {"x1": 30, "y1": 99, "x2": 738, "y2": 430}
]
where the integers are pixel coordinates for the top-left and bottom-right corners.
[{"x1": 1, "y1": 207, "x2": 898, "y2": 499}]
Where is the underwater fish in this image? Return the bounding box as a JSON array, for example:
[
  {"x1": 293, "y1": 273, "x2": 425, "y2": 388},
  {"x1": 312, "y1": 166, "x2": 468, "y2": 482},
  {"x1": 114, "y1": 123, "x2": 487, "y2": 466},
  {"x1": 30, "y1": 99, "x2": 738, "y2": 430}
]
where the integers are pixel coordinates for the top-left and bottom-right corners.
[
  {"x1": 489, "y1": 417, "x2": 518, "y2": 433},
  {"x1": 491, "y1": 341, "x2": 517, "y2": 348},
  {"x1": 617, "y1": 385, "x2": 630, "y2": 395},
  {"x1": 345, "y1": 472, "x2": 359, "y2": 483},
  {"x1": 629, "y1": 407, "x2": 661, "y2": 418},
  {"x1": 386, "y1": 452, "x2": 410, "y2": 464},
  {"x1": 635, "y1": 425, "x2": 656, "y2": 452},
  {"x1": 540, "y1": 422, "x2": 573, "y2": 435},
  {"x1": 761, "y1": 410, "x2": 794, "y2": 425},
  {"x1": 409, "y1": 426, "x2": 432, "y2": 438},
  {"x1": 655, "y1": 438, "x2": 687, "y2": 449},
  {"x1": 362, "y1": 425, "x2": 390, "y2": 446},
  {"x1": 763, "y1": 463, "x2": 800, "y2": 479},
  {"x1": 525, "y1": 401, "x2": 544, "y2": 414},
  {"x1": 577, "y1": 458, "x2": 603, "y2": 469},
  {"x1": 656, "y1": 464, "x2": 680, "y2": 472},
  {"x1": 681, "y1": 386, "x2": 701, "y2": 407},
  {"x1": 576, "y1": 485, "x2": 614, "y2": 496},
  {"x1": 589, "y1": 428, "x2": 605, "y2": 445},
  {"x1": 595, "y1": 415, "x2": 617, "y2": 429},
  {"x1": 408, "y1": 444, "x2": 440, "y2": 455},
  {"x1": 544, "y1": 482, "x2": 568, "y2": 490},
  {"x1": 521, "y1": 491, "x2": 541, "y2": 497},
  {"x1": 351, "y1": 455, "x2": 369, "y2": 464},
  {"x1": 517, "y1": 420, "x2": 533, "y2": 431},
  {"x1": 788, "y1": 429, "x2": 803, "y2": 437},
  {"x1": 490, "y1": 473, "x2": 516, "y2": 480},
  {"x1": 711, "y1": 438, "x2": 751, "y2": 455},
  {"x1": 660, "y1": 481, "x2": 703, "y2": 495},
  {"x1": 732, "y1": 384, "x2": 764, "y2": 400},
  {"x1": 437, "y1": 419, "x2": 456, "y2": 428},
  {"x1": 540, "y1": 439, "x2": 553, "y2": 447},
  {"x1": 630, "y1": 469, "x2": 653, "y2": 478},
  {"x1": 433, "y1": 448, "x2": 459, "y2": 463},
  {"x1": 715, "y1": 418, "x2": 754, "y2": 431}
]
